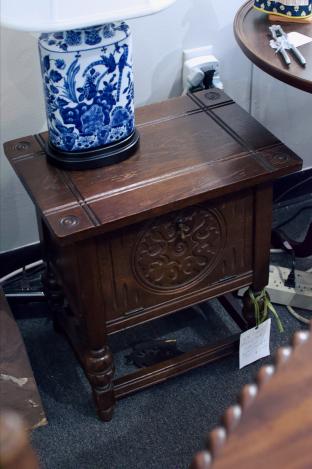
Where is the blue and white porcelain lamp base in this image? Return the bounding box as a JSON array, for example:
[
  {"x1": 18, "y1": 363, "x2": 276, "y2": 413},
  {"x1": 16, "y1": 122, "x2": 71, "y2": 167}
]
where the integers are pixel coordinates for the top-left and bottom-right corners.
[{"x1": 39, "y1": 22, "x2": 139, "y2": 170}]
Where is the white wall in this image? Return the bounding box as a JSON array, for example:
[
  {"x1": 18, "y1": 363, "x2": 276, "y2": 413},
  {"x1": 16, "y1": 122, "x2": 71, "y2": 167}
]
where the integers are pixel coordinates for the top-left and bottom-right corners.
[
  {"x1": 0, "y1": 0, "x2": 311, "y2": 252},
  {"x1": 0, "y1": 27, "x2": 46, "y2": 253},
  {"x1": 252, "y1": 67, "x2": 312, "y2": 166},
  {"x1": 131, "y1": 0, "x2": 251, "y2": 108}
]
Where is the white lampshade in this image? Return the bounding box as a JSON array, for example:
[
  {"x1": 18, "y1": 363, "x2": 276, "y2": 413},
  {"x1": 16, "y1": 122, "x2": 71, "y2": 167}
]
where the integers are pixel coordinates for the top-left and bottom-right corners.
[
  {"x1": 1, "y1": 0, "x2": 177, "y2": 169},
  {"x1": 1, "y1": 0, "x2": 176, "y2": 32}
]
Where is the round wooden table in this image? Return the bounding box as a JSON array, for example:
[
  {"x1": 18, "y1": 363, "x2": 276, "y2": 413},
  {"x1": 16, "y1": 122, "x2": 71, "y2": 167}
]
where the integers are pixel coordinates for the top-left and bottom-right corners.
[
  {"x1": 234, "y1": 0, "x2": 312, "y2": 257},
  {"x1": 234, "y1": 0, "x2": 312, "y2": 94}
]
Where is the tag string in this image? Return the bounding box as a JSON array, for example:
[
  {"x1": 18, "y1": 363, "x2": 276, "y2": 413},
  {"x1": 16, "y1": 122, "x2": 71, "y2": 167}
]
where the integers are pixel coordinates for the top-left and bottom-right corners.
[{"x1": 248, "y1": 288, "x2": 284, "y2": 333}]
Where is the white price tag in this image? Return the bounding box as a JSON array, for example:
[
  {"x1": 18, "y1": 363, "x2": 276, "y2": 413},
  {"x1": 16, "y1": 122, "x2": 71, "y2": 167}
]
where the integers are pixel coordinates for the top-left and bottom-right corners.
[
  {"x1": 239, "y1": 319, "x2": 271, "y2": 369},
  {"x1": 287, "y1": 32, "x2": 312, "y2": 48}
]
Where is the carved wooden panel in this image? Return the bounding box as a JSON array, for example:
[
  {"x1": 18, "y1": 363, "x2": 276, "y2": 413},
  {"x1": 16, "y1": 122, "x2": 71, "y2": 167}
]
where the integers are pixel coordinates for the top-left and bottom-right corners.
[
  {"x1": 132, "y1": 208, "x2": 225, "y2": 292},
  {"x1": 96, "y1": 190, "x2": 254, "y2": 327}
]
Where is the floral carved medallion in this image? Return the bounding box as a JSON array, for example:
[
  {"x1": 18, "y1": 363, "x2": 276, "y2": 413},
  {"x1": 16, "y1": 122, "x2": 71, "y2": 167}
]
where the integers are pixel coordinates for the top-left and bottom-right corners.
[{"x1": 132, "y1": 207, "x2": 226, "y2": 292}]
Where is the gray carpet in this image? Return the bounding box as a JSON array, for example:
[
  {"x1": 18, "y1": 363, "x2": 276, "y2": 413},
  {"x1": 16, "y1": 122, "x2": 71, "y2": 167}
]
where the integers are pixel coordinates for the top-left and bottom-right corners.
[
  {"x1": 18, "y1": 301, "x2": 309, "y2": 469},
  {"x1": 16, "y1": 199, "x2": 311, "y2": 469}
]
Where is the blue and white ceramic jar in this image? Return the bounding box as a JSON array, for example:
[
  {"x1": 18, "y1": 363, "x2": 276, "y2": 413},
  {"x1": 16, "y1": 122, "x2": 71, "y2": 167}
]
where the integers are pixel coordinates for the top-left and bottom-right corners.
[{"x1": 38, "y1": 22, "x2": 139, "y2": 169}]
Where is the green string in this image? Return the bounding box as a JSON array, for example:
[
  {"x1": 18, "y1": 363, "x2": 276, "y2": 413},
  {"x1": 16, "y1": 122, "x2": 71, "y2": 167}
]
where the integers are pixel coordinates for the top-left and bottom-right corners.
[{"x1": 248, "y1": 288, "x2": 284, "y2": 333}]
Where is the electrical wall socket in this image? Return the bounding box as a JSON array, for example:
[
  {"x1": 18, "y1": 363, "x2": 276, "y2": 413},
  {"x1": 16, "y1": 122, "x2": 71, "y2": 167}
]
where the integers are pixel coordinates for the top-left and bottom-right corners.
[
  {"x1": 183, "y1": 45, "x2": 214, "y2": 62},
  {"x1": 182, "y1": 45, "x2": 222, "y2": 92}
]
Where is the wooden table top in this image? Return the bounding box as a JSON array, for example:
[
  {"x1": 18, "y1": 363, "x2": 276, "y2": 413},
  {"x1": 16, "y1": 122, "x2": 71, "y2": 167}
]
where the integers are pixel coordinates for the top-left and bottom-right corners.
[
  {"x1": 235, "y1": 1, "x2": 312, "y2": 93},
  {"x1": 4, "y1": 90, "x2": 302, "y2": 245}
]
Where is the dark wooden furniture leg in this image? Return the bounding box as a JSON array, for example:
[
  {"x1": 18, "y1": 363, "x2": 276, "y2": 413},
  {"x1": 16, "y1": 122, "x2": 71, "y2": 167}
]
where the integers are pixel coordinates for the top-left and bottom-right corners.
[
  {"x1": 218, "y1": 294, "x2": 248, "y2": 331},
  {"x1": 242, "y1": 184, "x2": 273, "y2": 327},
  {"x1": 39, "y1": 220, "x2": 116, "y2": 421},
  {"x1": 42, "y1": 258, "x2": 115, "y2": 420},
  {"x1": 85, "y1": 347, "x2": 115, "y2": 422},
  {"x1": 74, "y1": 240, "x2": 116, "y2": 420},
  {"x1": 67, "y1": 240, "x2": 116, "y2": 421}
]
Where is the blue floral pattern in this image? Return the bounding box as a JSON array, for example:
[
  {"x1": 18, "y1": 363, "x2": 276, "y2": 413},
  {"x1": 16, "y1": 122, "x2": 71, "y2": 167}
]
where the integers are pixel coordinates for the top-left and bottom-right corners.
[
  {"x1": 254, "y1": 0, "x2": 312, "y2": 18},
  {"x1": 39, "y1": 22, "x2": 134, "y2": 153}
]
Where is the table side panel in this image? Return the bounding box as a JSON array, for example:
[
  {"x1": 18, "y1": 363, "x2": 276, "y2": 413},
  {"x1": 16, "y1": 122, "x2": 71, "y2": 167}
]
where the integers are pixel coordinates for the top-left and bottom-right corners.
[
  {"x1": 95, "y1": 190, "x2": 254, "y2": 326},
  {"x1": 44, "y1": 190, "x2": 254, "y2": 335}
]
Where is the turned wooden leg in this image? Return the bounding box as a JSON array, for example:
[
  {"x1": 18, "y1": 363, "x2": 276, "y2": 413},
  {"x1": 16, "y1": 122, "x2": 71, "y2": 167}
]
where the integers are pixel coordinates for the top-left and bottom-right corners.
[
  {"x1": 85, "y1": 347, "x2": 115, "y2": 421},
  {"x1": 39, "y1": 225, "x2": 116, "y2": 421}
]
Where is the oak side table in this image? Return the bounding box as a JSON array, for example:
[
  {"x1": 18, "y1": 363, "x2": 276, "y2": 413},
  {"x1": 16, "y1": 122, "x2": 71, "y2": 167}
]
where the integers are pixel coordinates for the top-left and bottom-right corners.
[{"x1": 4, "y1": 90, "x2": 302, "y2": 421}]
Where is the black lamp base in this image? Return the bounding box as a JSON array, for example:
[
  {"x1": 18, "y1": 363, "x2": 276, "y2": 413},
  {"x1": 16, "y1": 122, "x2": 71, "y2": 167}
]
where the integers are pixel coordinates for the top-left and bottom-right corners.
[{"x1": 45, "y1": 130, "x2": 140, "y2": 170}]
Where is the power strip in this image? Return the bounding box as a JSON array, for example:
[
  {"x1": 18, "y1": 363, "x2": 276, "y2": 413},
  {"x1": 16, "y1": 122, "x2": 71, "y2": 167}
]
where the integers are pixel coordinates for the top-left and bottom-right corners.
[{"x1": 238, "y1": 265, "x2": 312, "y2": 311}]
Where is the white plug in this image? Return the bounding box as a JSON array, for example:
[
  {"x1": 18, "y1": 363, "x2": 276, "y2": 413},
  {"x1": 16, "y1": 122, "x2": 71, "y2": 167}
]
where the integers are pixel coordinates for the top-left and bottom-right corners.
[
  {"x1": 182, "y1": 47, "x2": 223, "y2": 94},
  {"x1": 238, "y1": 265, "x2": 312, "y2": 311}
]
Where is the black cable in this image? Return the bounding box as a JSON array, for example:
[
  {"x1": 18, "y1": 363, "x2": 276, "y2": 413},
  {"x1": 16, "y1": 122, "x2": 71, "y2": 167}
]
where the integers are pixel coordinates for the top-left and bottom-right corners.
[
  {"x1": 275, "y1": 176, "x2": 312, "y2": 203},
  {"x1": 285, "y1": 250, "x2": 296, "y2": 289},
  {"x1": 274, "y1": 205, "x2": 312, "y2": 230}
]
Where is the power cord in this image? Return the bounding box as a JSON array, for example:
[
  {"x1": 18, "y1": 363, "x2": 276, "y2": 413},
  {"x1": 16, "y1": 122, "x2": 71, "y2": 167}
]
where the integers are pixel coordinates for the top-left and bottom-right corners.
[
  {"x1": 274, "y1": 205, "x2": 312, "y2": 231},
  {"x1": 275, "y1": 176, "x2": 312, "y2": 203},
  {"x1": 286, "y1": 305, "x2": 310, "y2": 325},
  {"x1": 189, "y1": 69, "x2": 216, "y2": 93}
]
